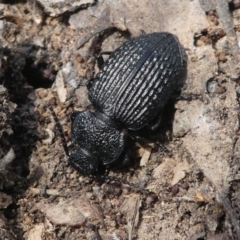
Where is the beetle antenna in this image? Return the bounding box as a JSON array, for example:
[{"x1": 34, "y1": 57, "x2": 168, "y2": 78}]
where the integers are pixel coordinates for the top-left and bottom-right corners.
[
  {"x1": 46, "y1": 101, "x2": 69, "y2": 157},
  {"x1": 97, "y1": 174, "x2": 149, "y2": 194}
]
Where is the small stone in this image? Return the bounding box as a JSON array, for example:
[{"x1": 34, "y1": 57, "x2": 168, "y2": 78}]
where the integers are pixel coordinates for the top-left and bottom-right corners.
[
  {"x1": 145, "y1": 193, "x2": 158, "y2": 205},
  {"x1": 36, "y1": 89, "x2": 48, "y2": 99},
  {"x1": 171, "y1": 185, "x2": 179, "y2": 195}
]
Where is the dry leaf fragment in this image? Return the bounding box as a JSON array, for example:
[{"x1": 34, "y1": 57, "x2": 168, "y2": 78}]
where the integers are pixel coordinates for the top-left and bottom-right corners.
[
  {"x1": 171, "y1": 159, "x2": 191, "y2": 185},
  {"x1": 194, "y1": 191, "x2": 211, "y2": 203},
  {"x1": 140, "y1": 146, "x2": 152, "y2": 167}
]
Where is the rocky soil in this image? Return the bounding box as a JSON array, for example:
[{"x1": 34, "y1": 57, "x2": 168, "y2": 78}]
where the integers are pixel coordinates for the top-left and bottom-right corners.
[{"x1": 1, "y1": 0, "x2": 240, "y2": 239}]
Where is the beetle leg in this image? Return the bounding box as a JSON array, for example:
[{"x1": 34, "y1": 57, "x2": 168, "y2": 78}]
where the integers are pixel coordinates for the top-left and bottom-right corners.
[
  {"x1": 86, "y1": 78, "x2": 96, "y2": 90},
  {"x1": 104, "y1": 167, "x2": 110, "y2": 176},
  {"x1": 172, "y1": 92, "x2": 200, "y2": 101},
  {"x1": 128, "y1": 111, "x2": 164, "y2": 140},
  {"x1": 113, "y1": 152, "x2": 132, "y2": 168},
  {"x1": 128, "y1": 129, "x2": 172, "y2": 157},
  {"x1": 155, "y1": 141, "x2": 172, "y2": 157},
  {"x1": 105, "y1": 152, "x2": 133, "y2": 169},
  {"x1": 46, "y1": 101, "x2": 69, "y2": 157},
  {"x1": 97, "y1": 51, "x2": 112, "y2": 69},
  {"x1": 87, "y1": 51, "x2": 113, "y2": 89},
  {"x1": 146, "y1": 109, "x2": 163, "y2": 131},
  {"x1": 128, "y1": 130, "x2": 146, "y2": 142},
  {"x1": 101, "y1": 174, "x2": 149, "y2": 194}
]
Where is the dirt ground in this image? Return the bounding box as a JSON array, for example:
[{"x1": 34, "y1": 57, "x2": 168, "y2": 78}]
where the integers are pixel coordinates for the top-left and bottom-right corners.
[{"x1": 1, "y1": 0, "x2": 240, "y2": 239}]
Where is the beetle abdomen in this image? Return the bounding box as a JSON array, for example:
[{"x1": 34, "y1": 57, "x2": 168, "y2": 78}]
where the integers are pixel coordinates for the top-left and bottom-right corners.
[{"x1": 89, "y1": 32, "x2": 187, "y2": 130}]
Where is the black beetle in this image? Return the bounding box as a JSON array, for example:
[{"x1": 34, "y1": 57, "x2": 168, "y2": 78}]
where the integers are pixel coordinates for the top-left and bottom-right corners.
[{"x1": 68, "y1": 32, "x2": 187, "y2": 178}]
